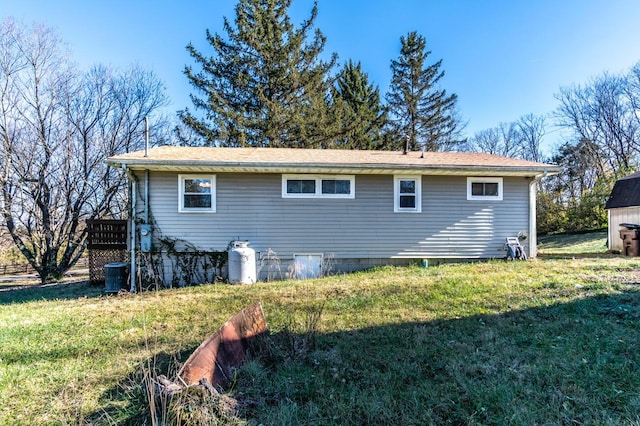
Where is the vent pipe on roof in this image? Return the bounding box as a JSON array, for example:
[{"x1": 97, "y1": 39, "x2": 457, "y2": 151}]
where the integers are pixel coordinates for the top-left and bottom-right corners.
[{"x1": 403, "y1": 135, "x2": 409, "y2": 155}]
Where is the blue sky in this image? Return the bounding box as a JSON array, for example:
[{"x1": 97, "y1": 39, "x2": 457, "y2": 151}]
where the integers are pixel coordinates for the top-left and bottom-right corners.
[{"x1": 4, "y1": 0, "x2": 640, "y2": 150}]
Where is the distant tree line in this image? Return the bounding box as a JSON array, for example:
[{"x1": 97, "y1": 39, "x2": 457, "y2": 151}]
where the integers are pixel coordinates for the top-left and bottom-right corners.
[
  {"x1": 543, "y1": 64, "x2": 640, "y2": 234},
  {"x1": 466, "y1": 63, "x2": 640, "y2": 234}
]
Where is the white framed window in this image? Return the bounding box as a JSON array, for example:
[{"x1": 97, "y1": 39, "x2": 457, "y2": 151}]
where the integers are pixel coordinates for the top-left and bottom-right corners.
[
  {"x1": 178, "y1": 174, "x2": 216, "y2": 213},
  {"x1": 467, "y1": 177, "x2": 503, "y2": 201},
  {"x1": 394, "y1": 175, "x2": 421, "y2": 212},
  {"x1": 282, "y1": 174, "x2": 355, "y2": 198}
]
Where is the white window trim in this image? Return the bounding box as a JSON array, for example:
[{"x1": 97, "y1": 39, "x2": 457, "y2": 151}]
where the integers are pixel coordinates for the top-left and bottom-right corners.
[
  {"x1": 467, "y1": 177, "x2": 503, "y2": 201},
  {"x1": 394, "y1": 175, "x2": 422, "y2": 213},
  {"x1": 178, "y1": 174, "x2": 216, "y2": 213},
  {"x1": 282, "y1": 174, "x2": 355, "y2": 199}
]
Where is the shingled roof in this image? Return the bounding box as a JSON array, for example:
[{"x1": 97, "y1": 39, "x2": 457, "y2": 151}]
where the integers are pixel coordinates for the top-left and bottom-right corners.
[
  {"x1": 108, "y1": 147, "x2": 560, "y2": 177},
  {"x1": 605, "y1": 171, "x2": 640, "y2": 209}
]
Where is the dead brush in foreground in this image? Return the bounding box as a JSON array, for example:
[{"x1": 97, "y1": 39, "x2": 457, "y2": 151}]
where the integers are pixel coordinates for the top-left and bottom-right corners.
[{"x1": 131, "y1": 297, "x2": 325, "y2": 425}]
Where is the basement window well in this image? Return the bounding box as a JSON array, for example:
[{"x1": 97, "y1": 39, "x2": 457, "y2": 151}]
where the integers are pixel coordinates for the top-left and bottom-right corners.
[{"x1": 293, "y1": 254, "x2": 323, "y2": 279}]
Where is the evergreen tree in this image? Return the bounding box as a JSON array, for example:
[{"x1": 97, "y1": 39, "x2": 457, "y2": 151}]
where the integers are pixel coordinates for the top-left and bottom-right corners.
[
  {"x1": 386, "y1": 31, "x2": 462, "y2": 152},
  {"x1": 180, "y1": 0, "x2": 338, "y2": 147},
  {"x1": 333, "y1": 60, "x2": 387, "y2": 149}
]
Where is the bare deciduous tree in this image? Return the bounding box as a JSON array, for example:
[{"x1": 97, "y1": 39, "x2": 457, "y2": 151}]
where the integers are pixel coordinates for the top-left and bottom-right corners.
[
  {"x1": 0, "y1": 19, "x2": 168, "y2": 282},
  {"x1": 469, "y1": 122, "x2": 522, "y2": 157},
  {"x1": 540, "y1": 63, "x2": 640, "y2": 234},
  {"x1": 555, "y1": 72, "x2": 639, "y2": 174},
  {"x1": 469, "y1": 114, "x2": 547, "y2": 162},
  {"x1": 517, "y1": 113, "x2": 546, "y2": 162}
]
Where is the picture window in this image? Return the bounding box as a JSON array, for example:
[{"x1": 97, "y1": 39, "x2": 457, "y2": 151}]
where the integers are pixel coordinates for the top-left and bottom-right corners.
[{"x1": 282, "y1": 175, "x2": 355, "y2": 198}]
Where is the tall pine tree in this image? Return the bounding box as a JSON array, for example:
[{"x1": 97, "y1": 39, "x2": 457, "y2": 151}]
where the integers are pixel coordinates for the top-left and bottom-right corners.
[
  {"x1": 333, "y1": 60, "x2": 387, "y2": 149},
  {"x1": 179, "y1": 0, "x2": 338, "y2": 147},
  {"x1": 386, "y1": 31, "x2": 462, "y2": 152}
]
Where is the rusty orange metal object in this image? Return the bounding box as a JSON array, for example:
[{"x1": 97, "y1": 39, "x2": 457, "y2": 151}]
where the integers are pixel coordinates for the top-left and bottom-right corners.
[{"x1": 177, "y1": 301, "x2": 268, "y2": 388}]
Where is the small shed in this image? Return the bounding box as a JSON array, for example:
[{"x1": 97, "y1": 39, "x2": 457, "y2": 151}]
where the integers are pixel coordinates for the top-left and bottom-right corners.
[{"x1": 605, "y1": 171, "x2": 640, "y2": 252}]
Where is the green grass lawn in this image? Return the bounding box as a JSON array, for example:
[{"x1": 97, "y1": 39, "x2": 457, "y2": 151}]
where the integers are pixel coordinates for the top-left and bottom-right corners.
[
  {"x1": 1, "y1": 239, "x2": 640, "y2": 424},
  {"x1": 538, "y1": 230, "x2": 609, "y2": 255}
]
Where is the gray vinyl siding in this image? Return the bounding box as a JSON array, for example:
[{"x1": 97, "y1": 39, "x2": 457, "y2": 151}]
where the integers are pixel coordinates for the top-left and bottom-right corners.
[{"x1": 139, "y1": 171, "x2": 531, "y2": 261}]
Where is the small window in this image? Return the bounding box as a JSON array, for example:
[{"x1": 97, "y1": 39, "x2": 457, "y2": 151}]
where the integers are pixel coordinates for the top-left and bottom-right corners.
[
  {"x1": 179, "y1": 174, "x2": 216, "y2": 212},
  {"x1": 282, "y1": 175, "x2": 354, "y2": 198},
  {"x1": 467, "y1": 177, "x2": 503, "y2": 201},
  {"x1": 394, "y1": 176, "x2": 421, "y2": 212}
]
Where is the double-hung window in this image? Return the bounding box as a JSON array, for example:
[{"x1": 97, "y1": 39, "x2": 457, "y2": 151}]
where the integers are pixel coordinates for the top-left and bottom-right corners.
[
  {"x1": 467, "y1": 177, "x2": 503, "y2": 201},
  {"x1": 178, "y1": 174, "x2": 216, "y2": 212},
  {"x1": 394, "y1": 175, "x2": 421, "y2": 212},
  {"x1": 282, "y1": 175, "x2": 354, "y2": 198}
]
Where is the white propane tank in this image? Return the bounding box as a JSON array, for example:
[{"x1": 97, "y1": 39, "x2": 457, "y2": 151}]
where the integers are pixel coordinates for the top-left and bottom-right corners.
[{"x1": 228, "y1": 241, "x2": 256, "y2": 284}]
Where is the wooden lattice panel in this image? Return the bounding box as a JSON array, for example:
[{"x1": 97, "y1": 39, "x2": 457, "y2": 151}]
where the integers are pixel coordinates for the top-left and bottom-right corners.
[
  {"x1": 89, "y1": 248, "x2": 127, "y2": 284},
  {"x1": 86, "y1": 219, "x2": 128, "y2": 249},
  {"x1": 86, "y1": 219, "x2": 128, "y2": 284}
]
